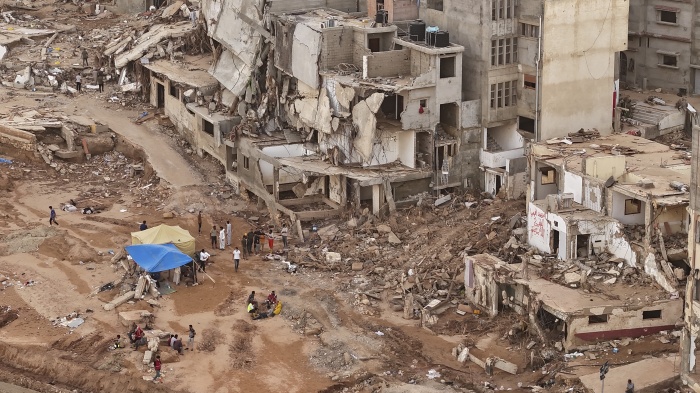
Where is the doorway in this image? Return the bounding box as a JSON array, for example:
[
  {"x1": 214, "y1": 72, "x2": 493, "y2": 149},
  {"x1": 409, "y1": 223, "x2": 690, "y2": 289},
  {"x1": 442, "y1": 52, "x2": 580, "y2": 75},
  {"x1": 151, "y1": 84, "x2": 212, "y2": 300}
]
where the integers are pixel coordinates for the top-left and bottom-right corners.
[
  {"x1": 695, "y1": 69, "x2": 700, "y2": 95},
  {"x1": 368, "y1": 38, "x2": 380, "y2": 52},
  {"x1": 156, "y1": 83, "x2": 165, "y2": 108},
  {"x1": 576, "y1": 234, "x2": 590, "y2": 258},
  {"x1": 620, "y1": 52, "x2": 628, "y2": 85},
  {"x1": 552, "y1": 229, "x2": 560, "y2": 256}
]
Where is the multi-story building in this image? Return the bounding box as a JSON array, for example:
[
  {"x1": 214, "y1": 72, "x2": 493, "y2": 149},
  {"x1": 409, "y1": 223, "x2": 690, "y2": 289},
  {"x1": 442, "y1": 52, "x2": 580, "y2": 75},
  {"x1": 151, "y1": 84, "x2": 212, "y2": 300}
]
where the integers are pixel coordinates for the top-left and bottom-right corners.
[
  {"x1": 682, "y1": 124, "x2": 700, "y2": 391},
  {"x1": 413, "y1": 0, "x2": 628, "y2": 197},
  {"x1": 624, "y1": 0, "x2": 700, "y2": 94}
]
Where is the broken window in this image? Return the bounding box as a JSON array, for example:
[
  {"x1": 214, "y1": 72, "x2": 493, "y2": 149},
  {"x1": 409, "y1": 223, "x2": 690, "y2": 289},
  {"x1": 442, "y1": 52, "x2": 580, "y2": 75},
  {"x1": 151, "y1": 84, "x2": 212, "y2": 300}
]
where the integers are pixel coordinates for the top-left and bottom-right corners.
[
  {"x1": 642, "y1": 310, "x2": 662, "y2": 319},
  {"x1": 695, "y1": 279, "x2": 700, "y2": 301},
  {"x1": 491, "y1": 0, "x2": 497, "y2": 20},
  {"x1": 695, "y1": 219, "x2": 700, "y2": 243},
  {"x1": 202, "y1": 119, "x2": 214, "y2": 136},
  {"x1": 504, "y1": 81, "x2": 511, "y2": 107},
  {"x1": 440, "y1": 56, "x2": 456, "y2": 78},
  {"x1": 169, "y1": 84, "x2": 178, "y2": 99},
  {"x1": 490, "y1": 84, "x2": 496, "y2": 108},
  {"x1": 520, "y1": 23, "x2": 539, "y2": 38},
  {"x1": 243, "y1": 155, "x2": 250, "y2": 170},
  {"x1": 419, "y1": 99, "x2": 427, "y2": 108},
  {"x1": 540, "y1": 167, "x2": 555, "y2": 185},
  {"x1": 524, "y1": 74, "x2": 536, "y2": 89},
  {"x1": 659, "y1": 54, "x2": 678, "y2": 68},
  {"x1": 427, "y1": 0, "x2": 444, "y2": 11},
  {"x1": 518, "y1": 116, "x2": 535, "y2": 133},
  {"x1": 657, "y1": 10, "x2": 678, "y2": 24},
  {"x1": 624, "y1": 199, "x2": 642, "y2": 215},
  {"x1": 588, "y1": 314, "x2": 608, "y2": 324}
]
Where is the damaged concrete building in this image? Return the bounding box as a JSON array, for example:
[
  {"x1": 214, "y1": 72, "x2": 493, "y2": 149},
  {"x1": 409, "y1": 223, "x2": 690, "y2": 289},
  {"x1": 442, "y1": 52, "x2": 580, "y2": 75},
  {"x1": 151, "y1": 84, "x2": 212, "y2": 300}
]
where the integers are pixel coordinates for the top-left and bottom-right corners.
[
  {"x1": 682, "y1": 125, "x2": 700, "y2": 391},
  {"x1": 125, "y1": 0, "x2": 478, "y2": 229},
  {"x1": 412, "y1": 0, "x2": 628, "y2": 198},
  {"x1": 526, "y1": 132, "x2": 690, "y2": 295},
  {"x1": 623, "y1": 0, "x2": 700, "y2": 94},
  {"x1": 464, "y1": 254, "x2": 683, "y2": 350}
]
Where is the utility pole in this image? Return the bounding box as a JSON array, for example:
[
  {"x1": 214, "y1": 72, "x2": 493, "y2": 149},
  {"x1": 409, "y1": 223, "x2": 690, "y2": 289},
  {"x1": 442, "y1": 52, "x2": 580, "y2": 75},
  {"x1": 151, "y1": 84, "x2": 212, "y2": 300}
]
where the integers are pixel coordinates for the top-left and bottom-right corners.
[{"x1": 600, "y1": 360, "x2": 609, "y2": 393}]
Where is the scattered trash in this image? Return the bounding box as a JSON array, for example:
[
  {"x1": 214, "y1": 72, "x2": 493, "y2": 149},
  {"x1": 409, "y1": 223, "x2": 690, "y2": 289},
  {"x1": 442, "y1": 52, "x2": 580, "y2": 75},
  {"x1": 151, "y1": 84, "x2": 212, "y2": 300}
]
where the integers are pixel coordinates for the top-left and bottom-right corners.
[
  {"x1": 426, "y1": 369, "x2": 441, "y2": 379},
  {"x1": 375, "y1": 331, "x2": 384, "y2": 336}
]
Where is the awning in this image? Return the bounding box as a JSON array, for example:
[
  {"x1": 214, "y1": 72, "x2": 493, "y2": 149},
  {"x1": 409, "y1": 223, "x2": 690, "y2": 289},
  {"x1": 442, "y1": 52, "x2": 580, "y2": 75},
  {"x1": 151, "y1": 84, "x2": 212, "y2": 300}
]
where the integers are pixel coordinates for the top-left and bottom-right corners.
[{"x1": 125, "y1": 243, "x2": 193, "y2": 273}]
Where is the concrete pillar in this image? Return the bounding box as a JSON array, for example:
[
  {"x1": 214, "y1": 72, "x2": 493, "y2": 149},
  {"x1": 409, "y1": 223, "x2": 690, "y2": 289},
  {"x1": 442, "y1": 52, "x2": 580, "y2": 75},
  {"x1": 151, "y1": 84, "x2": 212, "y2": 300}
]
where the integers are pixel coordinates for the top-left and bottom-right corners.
[
  {"x1": 643, "y1": 199, "x2": 653, "y2": 247},
  {"x1": 273, "y1": 167, "x2": 280, "y2": 201},
  {"x1": 372, "y1": 184, "x2": 381, "y2": 215},
  {"x1": 353, "y1": 180, "x2": 361, "y2": 210}
]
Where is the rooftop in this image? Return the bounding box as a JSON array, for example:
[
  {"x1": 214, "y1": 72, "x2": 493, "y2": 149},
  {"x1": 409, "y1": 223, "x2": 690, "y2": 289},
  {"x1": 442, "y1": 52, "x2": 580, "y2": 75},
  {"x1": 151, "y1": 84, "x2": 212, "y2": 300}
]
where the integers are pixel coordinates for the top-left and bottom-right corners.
[
  {"x1": 532, "y1": 133, "x2": 690, "y2": 199},
  {"x1": 144, "y1": 56, "x2": 218, "y2": 89}
]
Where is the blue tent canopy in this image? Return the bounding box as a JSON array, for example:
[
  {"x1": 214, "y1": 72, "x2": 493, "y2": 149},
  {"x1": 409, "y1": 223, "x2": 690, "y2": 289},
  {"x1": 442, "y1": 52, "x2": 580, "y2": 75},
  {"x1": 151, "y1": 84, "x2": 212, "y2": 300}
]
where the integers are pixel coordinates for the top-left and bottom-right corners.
[{"x1": 125, "y1": 243, "x2": 193, "y2": 273}]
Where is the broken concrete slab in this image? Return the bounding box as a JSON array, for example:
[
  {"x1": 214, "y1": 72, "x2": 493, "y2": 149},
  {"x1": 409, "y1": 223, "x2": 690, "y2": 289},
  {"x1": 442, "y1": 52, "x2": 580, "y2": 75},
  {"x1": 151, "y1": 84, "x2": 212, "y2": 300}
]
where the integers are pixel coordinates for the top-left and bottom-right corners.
[
  {"x1": 387, "y1": 232, "x2": 401, "y2": 245},
  {"x1": 579, "y1": 356, "x2": 678, "y2": 393},
  {"x1": 118, "y1": 310, "x2": 153, "y2": 327},
  {"x1": 376, "y1": 224, "x2": 392, "y2": 233},
  {"x1": 564, "y1": 272, "x2": 581, "y2": 285},
  {"x1": 103, "y1": 290, "x2": 136, "y2": 311},
  {"x1": 352, "y1": 262, "x2": 364, "y2": 271}
]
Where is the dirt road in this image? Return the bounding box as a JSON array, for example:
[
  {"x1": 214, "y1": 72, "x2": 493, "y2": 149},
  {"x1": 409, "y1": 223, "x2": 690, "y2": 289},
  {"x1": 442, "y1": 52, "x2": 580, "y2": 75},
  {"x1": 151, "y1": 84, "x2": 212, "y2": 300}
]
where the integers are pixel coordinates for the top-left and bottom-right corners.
[{"x1": 71, "y1": 95, "x2": 203, "y2": 188}]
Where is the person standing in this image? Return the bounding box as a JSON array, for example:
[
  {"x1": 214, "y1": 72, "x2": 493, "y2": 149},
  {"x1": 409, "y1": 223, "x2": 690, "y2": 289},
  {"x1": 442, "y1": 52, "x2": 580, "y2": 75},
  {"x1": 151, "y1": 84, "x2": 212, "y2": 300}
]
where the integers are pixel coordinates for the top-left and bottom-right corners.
[
  {"x1": 246, "y1": 230, "x2": 255, "y2": 255},
  {"x1": 187, "y1": 325, "x2": 196, "y2": 351},
  {"x1": 267, "y1": 228, "x2": 275, "y2": 252},
  {"x1": 81, "y1": 48, "x2": 88, "y2": 67},
  {"x1": 625, "y1": 379, "x2": 634, "y2": 393},
  {"x1": 96, "y1": 69, "x2": 104, "y2": 93},
  {"x1": 233, "y1": 246, "x2": 241, "y2": 272},
  {"x1": 219, "y1": 226, "x2": 226, "y2": 250},
  {"x1": 198, "y1": 249, "x2": 210, "y2": 272},
  {"x1": 152, "y1": 355, "x2": 161, "y2": 382},
  {"x1": 49, "y1": 206, "x2": 58, "y2": 226},
  {"x1": 75, "y1": 73, "x2": 82, "y2": 92},
  {"x1": 210, "y1": 225, "x2": 217, "y2": 248},
  {"x1": 241, "y1": 234, "x2": 248, "y2": 259},
  {"x1": 281, "y1": 224, "x2": 288, "y2": 249},
  {"x1": 140, "y1": 220, "x2": 148, "y2": 231},
  {"x1": 197, "y1": 211, "x2": 202, "y2": 235},
  {"x1": 226, "y1": 220, "x2": 232, "y2": 246}
]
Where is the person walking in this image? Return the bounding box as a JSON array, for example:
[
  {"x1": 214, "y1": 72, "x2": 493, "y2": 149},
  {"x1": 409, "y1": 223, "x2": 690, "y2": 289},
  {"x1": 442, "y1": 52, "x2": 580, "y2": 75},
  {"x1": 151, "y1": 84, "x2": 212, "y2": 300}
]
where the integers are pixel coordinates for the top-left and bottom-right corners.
[
  {"x1": 187, "y1": 325, "x2": 196, "y2": 351},
  {"x1": 241, "y1": 234, "x2": 248, "y2": 259},
  {"x1": 81, "y1": 48, "x2": 88, "y2": 67},
  {"x1": 267, "y1": 228, "x2": 275, "y2": 251},
  {"x1": 253, "y1": 229, "x2": 262, "y2": 255},
  {"x1": 140, "y1": 220, "x2": 148, "y2": 231},
  {"x1": 75, "y1": 73, "x2": 82, "y2": 92},
  {"x1": 233, "y1": 247, "x2": 241, "y2": 272},
  {"x1": 281, "y1": 224, "x2": 288, "y2": 249},
  {"x1": 197, "y1": 211, "x2": 202, "y2": 235},
  {"x1": 219, "y1": 226, "x2": 226, "y2": 250},
  {"x1": 152, "y1": 355, "x2": 161, "y2": 382},
  {"x1": 226, "y1": 220, "x2": 232, "y2": 246},
  {"x1": 49, "y1": 206, "x2": 58, "y2": 226},
  {"x1": 625, "y1": 379, "x2": 634, "y2": 393},
  {"x1": 210, "y1": 225, "x2": 217, "y2": 248},
  {"x1": 96, "y1": 70, "x2": 104, "y2": 93}
]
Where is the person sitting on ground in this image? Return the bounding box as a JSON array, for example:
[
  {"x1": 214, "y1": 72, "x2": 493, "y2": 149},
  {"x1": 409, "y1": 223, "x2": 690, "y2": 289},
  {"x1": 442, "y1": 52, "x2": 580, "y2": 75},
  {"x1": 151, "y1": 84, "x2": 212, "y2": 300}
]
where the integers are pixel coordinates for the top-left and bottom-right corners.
[
  {"x1": 199, "y1": 249, "x2": 210, "y2": 272},
  {"x1": 133, "y1": 335, "x2": 147, "y2": 351},
  {"x1": 113, "y1": 334, "x2": 123, "y2": 349},
  {"x1": 128, "y1": 323, "x2": 144, "y2": 344},
  {"x1": 247, "y1": 300, "x2": 258, "y2": 314},
  {"x1": 140, "y1": 220, "x2": 148, "y2": 231},
  {"x1": 246, "y1": 291, "x2": 256, "y2": 305},
  {"x1": 173, "y1": 335, "x2": 183, "y2": 354},
  {"x1": 266, "y1": 291, "x2": 278, "y2": 307}
]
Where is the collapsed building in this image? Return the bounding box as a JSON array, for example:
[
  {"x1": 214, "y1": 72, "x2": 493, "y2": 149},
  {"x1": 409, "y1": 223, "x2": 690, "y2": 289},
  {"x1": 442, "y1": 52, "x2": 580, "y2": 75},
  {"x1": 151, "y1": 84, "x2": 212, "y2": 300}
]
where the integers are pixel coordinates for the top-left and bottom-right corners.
[
  {"x1": 115, "y1": 0, "x2": 481, "y2": 233},
  {"x1": 526, "y1": 132, "x2": 690, "y2": 295},
  {"x1": 464, "y1": 253, "x2": 683, "y2": 350}
]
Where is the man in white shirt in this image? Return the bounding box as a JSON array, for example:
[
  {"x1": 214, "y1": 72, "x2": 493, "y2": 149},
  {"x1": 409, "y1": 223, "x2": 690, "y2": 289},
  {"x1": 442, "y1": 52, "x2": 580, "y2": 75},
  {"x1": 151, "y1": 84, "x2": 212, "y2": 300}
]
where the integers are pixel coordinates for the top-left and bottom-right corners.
[
  {"x1": 219, "y1": 226, "x2": 226, "y2": 250},
  {"x1": 226, "y1": 220, "x2": 232, "y2": 246},
  {"x1": 281, "y1": 224, "x2": 289, "y2": 249},
  {"x1": 198, "y1": 249, "x2": 210, "y2": 272},
  {"x1": 233, "y1": 247, "x2": 241, "y2": 272}
]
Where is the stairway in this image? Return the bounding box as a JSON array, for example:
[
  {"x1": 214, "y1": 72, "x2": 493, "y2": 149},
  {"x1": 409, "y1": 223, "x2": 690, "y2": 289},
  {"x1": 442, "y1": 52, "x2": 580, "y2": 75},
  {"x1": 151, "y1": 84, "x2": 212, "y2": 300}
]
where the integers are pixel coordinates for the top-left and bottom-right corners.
[{"x1": 486, "y1": 134, "x2": 503, "y2": 152}]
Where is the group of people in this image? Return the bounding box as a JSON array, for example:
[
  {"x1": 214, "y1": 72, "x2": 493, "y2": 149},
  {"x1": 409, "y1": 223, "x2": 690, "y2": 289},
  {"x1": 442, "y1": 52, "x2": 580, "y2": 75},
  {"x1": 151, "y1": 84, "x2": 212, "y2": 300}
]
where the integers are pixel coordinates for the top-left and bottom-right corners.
[
  {"x1": 121, "y1": 323, "x2": 196, "y2": 383},
  {"x1": 209, "y1": 221, "x2": 233, "y2": 250},
  {"x1": 75, "y1": 47, "x2": 106, "y2": 93},
  {"x1": 246, "y1": 290, "x2": 282, "y2": 320},
  {"x1": 239, "y1": 225, "x2": 289, "y2": 257}
]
